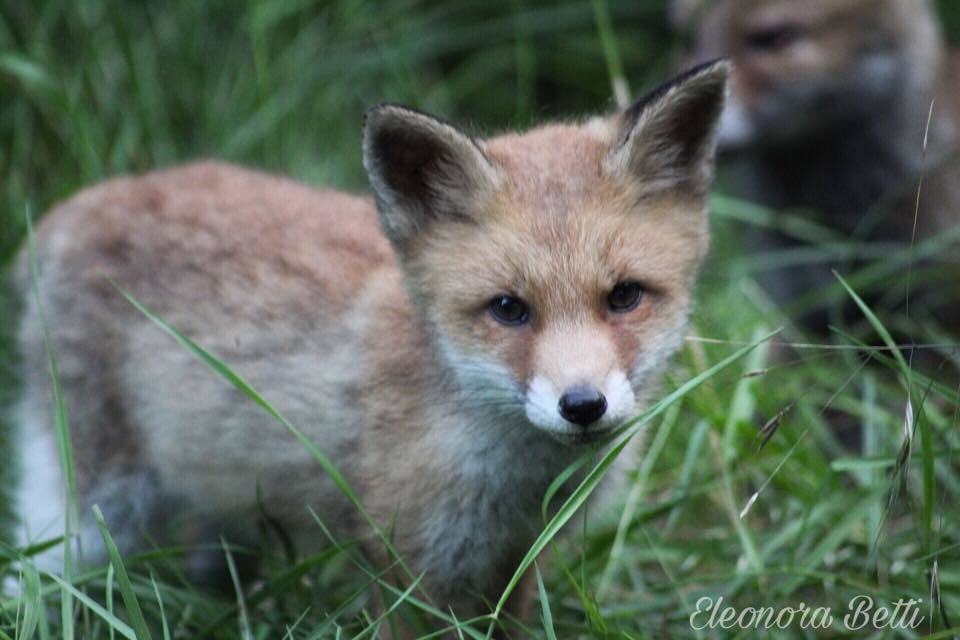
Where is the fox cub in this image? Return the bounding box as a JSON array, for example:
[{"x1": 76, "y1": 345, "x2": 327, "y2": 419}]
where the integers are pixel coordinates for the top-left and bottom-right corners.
[
  {"x1": 14, "y1": 61, "x2": 728, "y2": 619},
  {"x1": 673, "y1": 0, "x2": 960, "y2": 327}
]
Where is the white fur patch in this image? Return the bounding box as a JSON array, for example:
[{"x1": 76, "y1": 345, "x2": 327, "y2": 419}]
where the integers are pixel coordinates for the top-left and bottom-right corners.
[
  {"x1": 14, "y1": 400, "x2": 66, "y2": 574},
  {"x1": 602, "y1": 370, "x2": 636, "y2": 423},
  {"x1": 524, "y1": 375, "x2": 565, "y2": 432},
  {"x1": 583, "y1": 116, "x2": 614, "y2": 143},
  {"x1": 524, "y1": 371, "x2": 636, "y2": 442}
]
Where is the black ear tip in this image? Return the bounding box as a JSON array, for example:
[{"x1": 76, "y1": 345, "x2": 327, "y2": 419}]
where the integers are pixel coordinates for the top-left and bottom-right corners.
[
  {"x1": 680, "y1": 58, "x2": 731, "y2": 91},
  {"x1": 697, "y1": 57, "x2": 732, "y2": 73},
  {"x1": 699, "y1": 58, "x2": 731, "y2": 81},
  {"x1": 625, "y1": 58, "x2": 730, "y2": 120},
  {"x1": 363, "y1": 103, "x2": 407, "y2": 132}
]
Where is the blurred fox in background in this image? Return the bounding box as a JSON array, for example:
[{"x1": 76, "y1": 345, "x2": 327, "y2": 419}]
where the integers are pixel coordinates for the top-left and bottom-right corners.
[{"x1": 672, "y1": 0, "x2": 960, "y2": 331}]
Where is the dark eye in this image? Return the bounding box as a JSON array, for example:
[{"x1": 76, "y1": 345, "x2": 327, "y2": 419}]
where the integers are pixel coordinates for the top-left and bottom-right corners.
[
  {"x1": 488, "y1": 295, "x2": 529, "y2": 325},
  {"x1": 607, "y1": 282, "x2": 644, "y2": 312},
  {"x1": 744, "y1": 24, "x2": 802, "y2": 51}
]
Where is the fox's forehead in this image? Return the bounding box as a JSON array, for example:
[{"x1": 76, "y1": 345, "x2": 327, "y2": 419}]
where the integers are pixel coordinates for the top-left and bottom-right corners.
[
  {"x1": 415, "y1": 123, "x2": 711, "y2": 303},
  {"x1": 419, "y1": 180, "x2": 706, "y2": 320},
  {"x1": 483, "y1": 122, "x2": 615, "y2": 214}
]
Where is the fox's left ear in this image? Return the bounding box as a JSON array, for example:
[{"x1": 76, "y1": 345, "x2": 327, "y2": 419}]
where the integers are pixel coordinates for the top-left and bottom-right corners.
[
  {"x1": 604, "y1": 59, "x2": 729, "y2": 197},
  {"x1": 362, "y1": 104, "x2": 501, "y2": 252}
]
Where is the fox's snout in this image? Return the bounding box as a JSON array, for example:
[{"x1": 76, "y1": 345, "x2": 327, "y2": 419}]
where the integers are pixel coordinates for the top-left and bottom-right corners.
[
  {"x1": 558, "y1": 386, "x2": 608, "y2": 426},
  {"x1": 521, "y1": 324, "x2": 638, "y2": 440},
  {"x1": 525, "y1": 369, "x2": 634, "y2": 441}
]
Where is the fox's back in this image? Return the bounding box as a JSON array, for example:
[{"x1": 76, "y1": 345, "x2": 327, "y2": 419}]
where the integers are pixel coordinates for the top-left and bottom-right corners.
[
  {"x1": 17, "y1": 162, "x2": 400, "y2": 530},
  {"x1": 25, "y1": 161, "x2": 395, "y2": 319}
]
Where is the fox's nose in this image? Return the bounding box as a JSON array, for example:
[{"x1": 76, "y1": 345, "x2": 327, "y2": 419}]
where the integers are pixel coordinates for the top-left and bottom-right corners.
[{"x1": 558, "y1": 387, "x2": 607, "y2": 426}]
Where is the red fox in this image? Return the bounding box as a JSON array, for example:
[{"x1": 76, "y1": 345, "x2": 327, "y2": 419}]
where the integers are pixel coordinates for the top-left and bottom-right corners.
[
  {"x1": 12, "y1": 61, "x2": 727, "y2": 623},
  {"x1": 672, "y1": 0, "x2": 960, "y2": 327}
]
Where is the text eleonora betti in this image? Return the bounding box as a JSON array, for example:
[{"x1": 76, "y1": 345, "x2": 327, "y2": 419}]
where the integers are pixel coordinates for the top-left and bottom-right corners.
[{"x1": 689, "y1": 595, "x2": 924, "y2": 631}]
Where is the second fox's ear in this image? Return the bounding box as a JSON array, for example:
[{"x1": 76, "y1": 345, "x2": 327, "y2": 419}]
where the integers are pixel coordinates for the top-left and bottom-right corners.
[
  {"x1": 363, "y1": 105, "x2": 500, "y2": 249},
  {"x1": 604, "y1": 59, "x2": 729, "y2": 197}
]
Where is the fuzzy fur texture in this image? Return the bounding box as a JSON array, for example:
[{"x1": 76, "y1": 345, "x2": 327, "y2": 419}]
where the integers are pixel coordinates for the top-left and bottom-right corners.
[
  {"x1": 13, "y1": 398, "x2": 65, "y2": 572},
  {"x1": 14, "y1": 62, "x2": 727, "y2": 623}
]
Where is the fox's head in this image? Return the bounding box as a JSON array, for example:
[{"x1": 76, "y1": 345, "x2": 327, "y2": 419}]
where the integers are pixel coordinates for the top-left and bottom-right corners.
[
  {"x1": 672, "y1": 0, "x2": 941, "y2": 150},
  {"x1": 362, "y1": 61, "x2": 727, "y2": 444}
]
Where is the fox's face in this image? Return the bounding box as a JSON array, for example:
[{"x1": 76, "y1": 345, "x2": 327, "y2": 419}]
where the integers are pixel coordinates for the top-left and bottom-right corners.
[
  {"x1": 363, "y1": 61, "x2": 727, "y2": 444},
  {"x1": 672, "y1": 0, "x2": 939, "y2": 149}
]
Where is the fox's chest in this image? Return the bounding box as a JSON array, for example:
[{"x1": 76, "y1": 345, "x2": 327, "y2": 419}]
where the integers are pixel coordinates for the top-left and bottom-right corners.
[
  {"x1": 413, "y1": 419, "x2": 583, "y2": 596},
  {"x1": 415, "y1": 476, "x2": 552, "y2": 603}
]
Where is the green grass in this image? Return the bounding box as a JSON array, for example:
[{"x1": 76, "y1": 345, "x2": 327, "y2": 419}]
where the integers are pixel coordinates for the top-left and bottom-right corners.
[{"x1": 2, "y1": 0, "x2": 960, "y2": 638}]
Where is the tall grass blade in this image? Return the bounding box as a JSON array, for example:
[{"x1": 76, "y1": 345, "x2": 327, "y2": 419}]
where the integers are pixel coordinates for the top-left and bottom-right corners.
[
  {"x1": 534, "y1": 563, "x2": 557, "y2": 640},
  {"x1": 15, "y1": 562, "x2": 41, "y2": 640},
  {"x1": 43, "y1": 573, "x2": 136, "y2": 640},
  {"x1": 92, "y1": 505, "x2": 152, "y2": 640},
  {"x1": 222, "y1": 538, "x2": 253, "y2": 640},
  {"x1": 148, "y1": 574, "x2": 171, "y2": 640},
  {"x1": 835, "y1": 271, "x2": 936, "y2": 554}
]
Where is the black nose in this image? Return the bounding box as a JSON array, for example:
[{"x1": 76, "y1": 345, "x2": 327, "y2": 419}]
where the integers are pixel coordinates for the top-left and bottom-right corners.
[{"x1": 558, "y1": 387, "x2": 607, "y2": 427}]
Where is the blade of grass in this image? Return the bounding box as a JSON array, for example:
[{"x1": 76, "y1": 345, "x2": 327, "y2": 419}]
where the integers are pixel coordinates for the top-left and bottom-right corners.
[
  {"x1": 835, "y1": 271, "x2": 935, "y2": 555},
  {"x1": 351, "y1": 573, "x2": 425, "y2": 640},
  {"x1": 590, "y1": 0, "x2": 629, "y2": 107},
  {"x1": 663, "y1": 419, "x2": 710, "y2": 536},
  {"x1": 106, "y1": 564, "x2": 115, "y2": 640},
  {"x1": 193, "y1": 547, "x2": 346, "y2": 637},
  {"x1": 43, "y1": 573, "x2": 136, "y2": 640},
  {"x1": 534, "y1": 563, "x2": 556, "y2": 640},
  {"x1": 222, "y1": 537, "x2": 253, "y2": 640},
  {"x1": 541, "y1": 454, "x2": 591, "y2": 522},
  {"x1": 148, "y1": 574, "x2": 170, "y2": 640},
  {"x1": 16, "y1": 562, "x2": 41, "y2": 640},
  {"x1": 92, "y1": 505, "x2": 152, "y2": 640},
  {"x1": 779, "y1": 489, "x2": 884, "y2": 595},
  {"x1": 307, "y1": 509, "x2": 489, "y2": 640},
  {"x1": 282, "y1": 607, "x2": 312, "y2": 640},
  {"x1": 597, "y1": 402, "x2": 680, "y2": 598}
]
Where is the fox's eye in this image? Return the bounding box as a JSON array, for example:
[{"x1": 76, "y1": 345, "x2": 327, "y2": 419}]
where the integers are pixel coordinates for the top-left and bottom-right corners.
[
  {"x1": 488, "y1": 295, "x2": 529, "y2": 325},
  {"x1": 607, "y1": 282, "x2": 644, "y2": 313},
  {"x1": 744, "y1": 24, "x2": 802, "y2": 51}
]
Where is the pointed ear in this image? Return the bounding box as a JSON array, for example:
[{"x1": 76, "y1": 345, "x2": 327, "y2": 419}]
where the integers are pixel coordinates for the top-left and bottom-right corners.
[
  {"x1": 362, "y1": 104, "x2": 500, "y2": 249},
  {"x1": 603, "y1": 59, "x2": 729, "y2": 197}
]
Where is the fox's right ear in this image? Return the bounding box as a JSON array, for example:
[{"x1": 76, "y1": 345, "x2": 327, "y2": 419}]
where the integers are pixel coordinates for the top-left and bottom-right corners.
[
  {"x1": 604, "y1": 59, "x2": 729, "y2": 198},
  {"x1": 362, "y1": 105, "x2": 501, "y2": 251}
]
